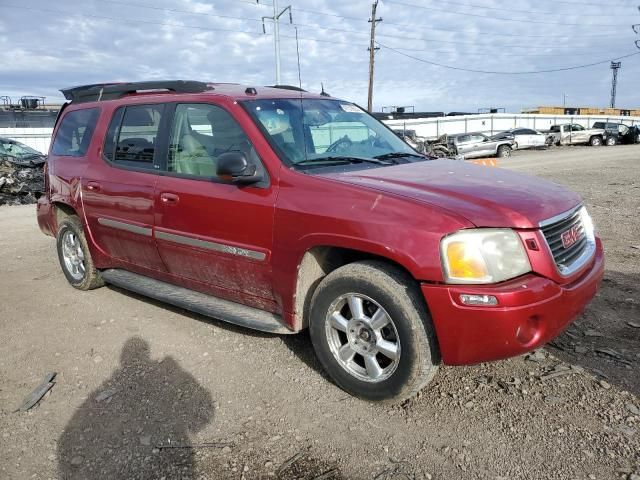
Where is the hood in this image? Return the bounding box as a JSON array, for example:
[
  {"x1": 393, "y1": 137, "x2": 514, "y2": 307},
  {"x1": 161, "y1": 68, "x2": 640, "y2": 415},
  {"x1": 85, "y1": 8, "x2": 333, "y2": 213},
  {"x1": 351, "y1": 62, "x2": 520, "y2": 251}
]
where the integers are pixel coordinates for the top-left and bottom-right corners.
[{"x1": 320, "y1": 160, "x2": 581, "y2": 228}]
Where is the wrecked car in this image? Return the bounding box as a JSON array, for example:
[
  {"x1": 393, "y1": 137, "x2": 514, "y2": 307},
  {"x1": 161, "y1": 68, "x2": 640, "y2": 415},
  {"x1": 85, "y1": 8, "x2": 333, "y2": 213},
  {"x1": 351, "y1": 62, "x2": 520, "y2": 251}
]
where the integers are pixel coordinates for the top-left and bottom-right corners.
[{"x1": 447, "y1": 132, "x2": 514, "y2": 158}]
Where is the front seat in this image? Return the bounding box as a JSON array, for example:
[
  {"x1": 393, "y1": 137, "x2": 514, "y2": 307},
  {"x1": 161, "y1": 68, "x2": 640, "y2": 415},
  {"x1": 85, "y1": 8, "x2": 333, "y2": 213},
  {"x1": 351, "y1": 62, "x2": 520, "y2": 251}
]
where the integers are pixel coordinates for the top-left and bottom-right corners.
[{"x1": 173, "y1": 134, "x2": 214, "y2": 176}]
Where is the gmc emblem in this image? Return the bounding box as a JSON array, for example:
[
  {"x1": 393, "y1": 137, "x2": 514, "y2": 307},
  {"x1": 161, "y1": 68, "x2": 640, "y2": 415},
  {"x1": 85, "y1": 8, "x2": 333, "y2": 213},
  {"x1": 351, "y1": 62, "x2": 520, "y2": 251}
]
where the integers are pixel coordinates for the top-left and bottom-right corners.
[{"x1": 561, "y1": 225, "x2": 581, "y2": 249}]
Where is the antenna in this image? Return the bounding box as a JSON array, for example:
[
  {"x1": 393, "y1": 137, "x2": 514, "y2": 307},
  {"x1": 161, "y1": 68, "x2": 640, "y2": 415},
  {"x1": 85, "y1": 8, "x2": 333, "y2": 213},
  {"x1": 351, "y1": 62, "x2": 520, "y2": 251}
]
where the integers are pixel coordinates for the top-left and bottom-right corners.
[
  {"x1": 295, "y1": 27, "x2": 302, "y2": 90},
  {"x1": 610, "y1": 61, "x2": 622, "y2": 108}
]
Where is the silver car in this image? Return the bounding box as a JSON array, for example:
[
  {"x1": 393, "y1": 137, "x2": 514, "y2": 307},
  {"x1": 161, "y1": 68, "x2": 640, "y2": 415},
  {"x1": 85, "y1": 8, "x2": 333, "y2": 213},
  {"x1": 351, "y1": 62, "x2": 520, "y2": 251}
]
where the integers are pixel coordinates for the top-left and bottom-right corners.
[
  {"x1": 448, "y1": 133, "x2": 514, "y2": 159},
  {"x1": 492, "y1": 128, "x2": 547, "y2": 150}
]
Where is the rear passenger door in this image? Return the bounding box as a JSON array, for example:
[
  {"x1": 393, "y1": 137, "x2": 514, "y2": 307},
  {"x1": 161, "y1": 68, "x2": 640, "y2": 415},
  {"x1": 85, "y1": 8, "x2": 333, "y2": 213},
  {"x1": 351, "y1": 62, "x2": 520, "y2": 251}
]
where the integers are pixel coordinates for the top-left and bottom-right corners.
[
  {"x1": 81, "y1": 103, "x2": 168, "y2": 271},
  {"x1": 153, "y1": 102, "x2": 279, "y2": 311}
]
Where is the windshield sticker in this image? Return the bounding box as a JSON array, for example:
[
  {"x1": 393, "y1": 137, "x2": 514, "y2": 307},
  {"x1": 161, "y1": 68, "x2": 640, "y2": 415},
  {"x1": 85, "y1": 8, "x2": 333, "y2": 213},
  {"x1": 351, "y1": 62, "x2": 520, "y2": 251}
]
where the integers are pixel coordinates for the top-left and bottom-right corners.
[{"x1": 339, "y1": 104, "x2": 362, "y2": 113}]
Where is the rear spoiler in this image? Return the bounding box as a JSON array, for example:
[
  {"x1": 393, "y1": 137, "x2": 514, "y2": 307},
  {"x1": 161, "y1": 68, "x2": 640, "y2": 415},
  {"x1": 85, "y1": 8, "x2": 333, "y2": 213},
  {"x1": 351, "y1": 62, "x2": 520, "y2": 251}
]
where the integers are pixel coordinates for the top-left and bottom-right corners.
[{"x1": 60, "y1": 80, "x2": 211, "y2": 104}]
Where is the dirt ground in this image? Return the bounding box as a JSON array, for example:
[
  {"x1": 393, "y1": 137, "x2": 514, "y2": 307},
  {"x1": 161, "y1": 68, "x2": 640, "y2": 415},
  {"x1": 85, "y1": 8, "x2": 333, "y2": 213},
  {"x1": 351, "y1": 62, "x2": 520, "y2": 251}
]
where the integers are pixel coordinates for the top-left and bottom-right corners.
[{"x1": 0, "y1": 145, "x2": 639, "y2": 480}]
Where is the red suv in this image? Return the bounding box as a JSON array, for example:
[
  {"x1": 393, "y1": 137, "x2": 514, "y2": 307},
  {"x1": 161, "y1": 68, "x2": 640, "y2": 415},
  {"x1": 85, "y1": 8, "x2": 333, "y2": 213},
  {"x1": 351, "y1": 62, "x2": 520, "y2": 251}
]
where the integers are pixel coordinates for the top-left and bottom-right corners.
[{"x1": 37, "y1": 81, "x2": 604, "y2": 402}]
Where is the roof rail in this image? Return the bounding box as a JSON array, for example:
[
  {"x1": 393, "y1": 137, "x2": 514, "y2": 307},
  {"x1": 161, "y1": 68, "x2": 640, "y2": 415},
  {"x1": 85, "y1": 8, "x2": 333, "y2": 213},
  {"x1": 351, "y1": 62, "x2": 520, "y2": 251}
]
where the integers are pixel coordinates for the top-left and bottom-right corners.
[
  {"x1": 269, "y1": 85, "x2": 307, "y2": 92},
  {"x1": 60, "y1": 80, "x2": 211, "y2": 103}
]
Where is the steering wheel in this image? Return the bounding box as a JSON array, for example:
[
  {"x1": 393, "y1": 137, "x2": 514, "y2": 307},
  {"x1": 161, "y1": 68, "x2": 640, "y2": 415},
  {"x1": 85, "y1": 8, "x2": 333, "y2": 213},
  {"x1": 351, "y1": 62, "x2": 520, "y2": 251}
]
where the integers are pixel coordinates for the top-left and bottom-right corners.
[{"x1": 326, "y1": 135, "x2": 352, "y2": 153}]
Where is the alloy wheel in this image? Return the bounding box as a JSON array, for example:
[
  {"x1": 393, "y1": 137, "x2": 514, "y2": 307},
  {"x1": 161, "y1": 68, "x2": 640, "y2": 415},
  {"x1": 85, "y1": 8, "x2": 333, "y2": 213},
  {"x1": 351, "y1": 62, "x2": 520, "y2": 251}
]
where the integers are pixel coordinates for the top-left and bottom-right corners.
[
  {"x1": 325, "y1": 293, "x2": 401, "y2": 383},
  {"x1": 61, "y1": 230, "x2": 86, "y2": 281}
]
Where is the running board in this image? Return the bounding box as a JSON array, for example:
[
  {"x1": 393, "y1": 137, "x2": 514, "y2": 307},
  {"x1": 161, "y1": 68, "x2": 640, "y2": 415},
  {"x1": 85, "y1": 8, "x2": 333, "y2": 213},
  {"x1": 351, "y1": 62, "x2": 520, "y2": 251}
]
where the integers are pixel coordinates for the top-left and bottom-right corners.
[{"x1": 101, "y1": 269, "x2": 293, "y2": 335}]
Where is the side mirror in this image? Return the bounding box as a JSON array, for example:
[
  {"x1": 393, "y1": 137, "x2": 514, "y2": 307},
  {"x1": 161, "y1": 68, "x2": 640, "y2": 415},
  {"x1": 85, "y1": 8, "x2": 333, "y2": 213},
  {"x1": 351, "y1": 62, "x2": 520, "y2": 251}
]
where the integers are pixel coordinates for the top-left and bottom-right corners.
[{"x1": 216, "y1": 152, "x2": 262, "y2": 185}]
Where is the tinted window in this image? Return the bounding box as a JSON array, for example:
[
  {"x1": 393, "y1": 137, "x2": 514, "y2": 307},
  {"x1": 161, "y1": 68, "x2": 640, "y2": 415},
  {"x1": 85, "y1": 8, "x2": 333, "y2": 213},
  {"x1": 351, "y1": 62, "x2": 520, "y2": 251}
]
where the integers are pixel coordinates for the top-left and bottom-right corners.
[
  {"x1": 550, "y1": 126, "x2": 560, "y2": 133},
  {"x1": 457, "y1": 135, "x2": 471, "y2": 143},
  {"x1": 167, "y1": 103, "x2": 259, "y2": 179},
  {"x1": 51, "y1": 108, "x2": 100, "y2": 156},
  {"x1": 104, "y1": 104, "x2": 164, "y2": 169}
]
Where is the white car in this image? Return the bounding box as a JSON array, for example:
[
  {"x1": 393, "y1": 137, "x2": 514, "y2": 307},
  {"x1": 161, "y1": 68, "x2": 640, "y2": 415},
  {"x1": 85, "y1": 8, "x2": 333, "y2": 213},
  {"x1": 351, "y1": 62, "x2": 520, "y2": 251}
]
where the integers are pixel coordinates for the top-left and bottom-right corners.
[{"x1": 493, "y1": 128, "x2": 547, "y2": 150}]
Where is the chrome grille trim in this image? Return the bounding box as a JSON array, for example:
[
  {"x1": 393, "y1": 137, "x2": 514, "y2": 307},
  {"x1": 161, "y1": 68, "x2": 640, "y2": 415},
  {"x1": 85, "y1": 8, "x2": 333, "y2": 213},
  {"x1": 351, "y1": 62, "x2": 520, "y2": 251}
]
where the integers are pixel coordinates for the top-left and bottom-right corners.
[{"x1": 539, "y1": 205, "x2": 596, "y2": 277}]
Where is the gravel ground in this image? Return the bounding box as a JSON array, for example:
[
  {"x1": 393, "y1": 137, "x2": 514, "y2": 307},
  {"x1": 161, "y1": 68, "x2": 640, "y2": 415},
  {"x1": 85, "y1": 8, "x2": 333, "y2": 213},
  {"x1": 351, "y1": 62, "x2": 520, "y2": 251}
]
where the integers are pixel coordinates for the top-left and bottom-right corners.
[{"x1": 0, "y1": 145, "x2": 638, "y2": 480}]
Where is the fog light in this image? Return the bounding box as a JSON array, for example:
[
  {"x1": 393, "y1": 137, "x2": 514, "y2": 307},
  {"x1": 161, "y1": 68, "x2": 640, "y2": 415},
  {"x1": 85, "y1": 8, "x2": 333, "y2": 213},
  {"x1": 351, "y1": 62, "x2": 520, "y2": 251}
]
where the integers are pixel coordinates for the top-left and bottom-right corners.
[{"x1": 459, "y1": 294, "x2": 498, "y2": 306}]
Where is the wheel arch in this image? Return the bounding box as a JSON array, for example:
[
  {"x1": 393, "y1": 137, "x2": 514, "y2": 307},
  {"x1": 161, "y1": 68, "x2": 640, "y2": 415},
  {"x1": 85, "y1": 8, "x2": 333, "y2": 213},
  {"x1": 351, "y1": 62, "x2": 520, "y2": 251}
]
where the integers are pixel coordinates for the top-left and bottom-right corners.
[
  {"x1": 52, "y1": 201, "x2": 79, "y2": 234},
  {"x1": 292, "y1": 245, "x2": 422, "y2": 331}
]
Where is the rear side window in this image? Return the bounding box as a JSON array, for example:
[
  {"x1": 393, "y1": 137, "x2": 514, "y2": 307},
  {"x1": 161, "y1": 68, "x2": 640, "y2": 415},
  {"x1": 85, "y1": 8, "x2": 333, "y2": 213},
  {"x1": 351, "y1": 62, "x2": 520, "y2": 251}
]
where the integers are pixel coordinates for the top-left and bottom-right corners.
[
  {"x1": 103, "y1": 104, "x2": 165, "y2": 169},
  {"x1": 51, "y1": 108, "x2": 100, "y2": 156}
]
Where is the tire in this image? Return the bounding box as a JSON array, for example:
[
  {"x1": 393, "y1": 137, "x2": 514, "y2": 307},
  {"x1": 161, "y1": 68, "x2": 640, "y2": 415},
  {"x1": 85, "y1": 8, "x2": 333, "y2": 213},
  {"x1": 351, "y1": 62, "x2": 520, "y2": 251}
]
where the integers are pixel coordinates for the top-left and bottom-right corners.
[
  {"x1": 309, "y1": 260, "x2": 439, "y2": 403},
  {"x1": 605, "y1": 137, "x2": 617, "y2": 146},
  {"x1": 590, "y1": 136, "x2": 603, "y2": 147},
  {"x1": 497, "y1": 145, "x2": 512, "y2": 158},
  {"x1": 56, "y1": 216, "x2": 104, "y2": 290}
]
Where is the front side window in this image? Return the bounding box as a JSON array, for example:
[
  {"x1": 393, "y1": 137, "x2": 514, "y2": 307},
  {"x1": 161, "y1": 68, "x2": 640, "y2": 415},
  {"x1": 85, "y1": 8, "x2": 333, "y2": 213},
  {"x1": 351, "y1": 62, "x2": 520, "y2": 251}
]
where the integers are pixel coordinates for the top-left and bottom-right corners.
[
  {"x1": 167, "y1": 103, "x2": 260, "y2": 179},
  {"x1": 242, "y1": 99, "x2": 416, "y2": 170},
  {"x1": 51, "y1": 108, "x2": 100, "y2": 157},
  {"x1": 104, "y1": 104, "x2": 164, "y2": 169}
]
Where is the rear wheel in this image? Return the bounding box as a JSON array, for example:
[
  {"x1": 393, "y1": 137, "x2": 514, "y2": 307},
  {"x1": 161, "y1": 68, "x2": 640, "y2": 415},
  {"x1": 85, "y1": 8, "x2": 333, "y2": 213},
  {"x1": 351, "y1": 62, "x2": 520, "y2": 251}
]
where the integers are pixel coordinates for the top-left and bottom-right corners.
[
  {"x1": 590, "y1": 136, "x2": 603, "y2": 147},
  {"x1": 309, "y1": 261, "x2": 439, "y2": 403},
  {"x1": 56, "y1": 217, "x2": 104, "y2": 290},
  {"x1": 605, "y1": 136, "x2": 617, "y2": 146},
  {"x1": 497, "y1": 145, "x2": 512, "y2": 158}
]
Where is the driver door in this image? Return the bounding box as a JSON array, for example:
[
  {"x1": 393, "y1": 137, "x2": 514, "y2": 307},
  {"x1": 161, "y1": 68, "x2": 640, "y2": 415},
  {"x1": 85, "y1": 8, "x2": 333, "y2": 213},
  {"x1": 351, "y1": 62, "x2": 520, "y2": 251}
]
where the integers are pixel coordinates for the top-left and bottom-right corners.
[{"x1": 153, "y1": 102, "x2": 279, "y2": 311}]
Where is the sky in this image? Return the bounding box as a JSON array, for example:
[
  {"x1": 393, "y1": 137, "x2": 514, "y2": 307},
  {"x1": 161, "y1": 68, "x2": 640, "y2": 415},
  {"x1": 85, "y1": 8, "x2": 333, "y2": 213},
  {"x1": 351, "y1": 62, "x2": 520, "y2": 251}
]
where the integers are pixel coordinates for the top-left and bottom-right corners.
[{"x1": 0, "y1": 0, "x2": 639, "y2": 112}]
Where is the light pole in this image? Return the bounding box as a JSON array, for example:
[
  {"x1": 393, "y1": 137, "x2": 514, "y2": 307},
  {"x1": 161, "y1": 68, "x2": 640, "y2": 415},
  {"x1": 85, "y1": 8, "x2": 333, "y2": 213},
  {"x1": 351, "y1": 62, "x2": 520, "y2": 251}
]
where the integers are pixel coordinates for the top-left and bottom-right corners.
[{"x1": 563, "y1": 93, "x2": 568, "y2": 108}]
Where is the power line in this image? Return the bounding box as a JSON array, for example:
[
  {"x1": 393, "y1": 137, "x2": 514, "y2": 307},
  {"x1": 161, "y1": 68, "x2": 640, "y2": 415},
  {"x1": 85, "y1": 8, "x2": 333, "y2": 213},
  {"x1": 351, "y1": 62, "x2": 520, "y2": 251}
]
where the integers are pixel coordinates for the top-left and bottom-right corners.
[
  {"x1": 407, "y1": 0, "x2": 634, "y2": 17},
  {"x1": 375, "y1": 40, "x2": 640, "y2": 75},
  {"x1": 280, "y1": 21, "x2": 617, "y2": 52},
  {"x1": 3, "y1": 2, "x2": 637, "y2": 65},
  {"x1": 381, "y1": 0, "x2": 630, "y2": 27},
  {"x1": 96, "y1": 0, "x2": 629, "y2": 40}
]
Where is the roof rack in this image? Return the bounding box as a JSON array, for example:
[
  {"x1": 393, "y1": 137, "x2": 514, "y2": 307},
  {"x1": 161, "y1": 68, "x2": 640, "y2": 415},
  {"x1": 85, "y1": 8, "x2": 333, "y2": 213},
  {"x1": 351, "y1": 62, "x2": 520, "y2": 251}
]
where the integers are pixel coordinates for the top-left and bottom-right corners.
[
  {"x1": 269, "y1": 85, "x2": 307, "y2": 92},
  {"x1": 60, "y1": 80, "x2": 211, "y2": 103}
]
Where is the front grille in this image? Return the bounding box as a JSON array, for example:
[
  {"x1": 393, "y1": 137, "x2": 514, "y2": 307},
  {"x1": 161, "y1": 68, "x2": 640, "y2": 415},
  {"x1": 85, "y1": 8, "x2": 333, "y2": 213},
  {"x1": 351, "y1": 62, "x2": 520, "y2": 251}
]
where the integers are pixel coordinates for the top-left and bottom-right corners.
[{"x1": 541, "y1": 208, "x2": 588, "y2": 271}]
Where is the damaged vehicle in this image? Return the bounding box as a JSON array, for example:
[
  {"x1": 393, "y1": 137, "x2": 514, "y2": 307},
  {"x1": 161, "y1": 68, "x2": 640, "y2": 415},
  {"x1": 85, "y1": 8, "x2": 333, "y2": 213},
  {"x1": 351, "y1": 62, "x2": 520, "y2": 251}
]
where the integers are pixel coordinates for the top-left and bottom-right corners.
[
  {"x1": 491, "y1": 128, "x2": 547, "y2": 150},
  {"x1": 0, "y1": 137, "x2": 46, "y2": 205},
  {"x1": 38, "y1": 81, "x2": 604, "y2": 402},
  {"x1": 447, "y1": 132, "x2": 514, "y2": 158},
  {"x1": 0, "y1": 137, "x2": 46, "y2": 166},
  {"x1": 393, "y1": 130, "x2": 452, "y2": 158},
  {"x1": 547, "y1": 124, "x2": 607, "y2": 147},
  {"x1": 591, "y1": 122, "x2": 640, "y2": 145}
]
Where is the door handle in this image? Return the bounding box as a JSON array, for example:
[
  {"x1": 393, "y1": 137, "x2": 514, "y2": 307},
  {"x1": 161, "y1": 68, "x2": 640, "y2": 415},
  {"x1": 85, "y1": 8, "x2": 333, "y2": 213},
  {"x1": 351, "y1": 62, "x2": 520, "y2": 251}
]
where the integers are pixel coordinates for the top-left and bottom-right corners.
[
  {"x1": 160, "y1": 192, "x2": 180, "y2": 205},
  {"x1": 86, "y1": 182, "x2": 101, "y2": 192}
]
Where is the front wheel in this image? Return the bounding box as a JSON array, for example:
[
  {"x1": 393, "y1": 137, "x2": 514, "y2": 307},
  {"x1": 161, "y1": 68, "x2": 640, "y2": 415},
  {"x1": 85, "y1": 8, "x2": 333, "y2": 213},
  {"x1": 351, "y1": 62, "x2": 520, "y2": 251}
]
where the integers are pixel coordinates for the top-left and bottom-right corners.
[
  {"x1": 497, "y1": 145, "x2": 512, "y2": 158},
  {"x1": 56, "y1": 217, "x2": 104, "y2": 290},
  {"x1": 590, "y1": 136, "x2": 603, "y2": 147},
  {"x1": 309, "y1": 261, "x2": 439, "y2": 403}
]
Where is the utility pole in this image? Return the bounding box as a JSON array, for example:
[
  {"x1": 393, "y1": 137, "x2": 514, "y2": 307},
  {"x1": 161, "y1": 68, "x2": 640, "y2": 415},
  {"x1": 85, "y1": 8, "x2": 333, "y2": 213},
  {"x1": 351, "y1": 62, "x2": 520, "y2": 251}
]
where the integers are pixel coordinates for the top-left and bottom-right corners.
[
  {"x1": 610, "y1": 61, "x2": 621, "y2": 108},
  {"x1": 367, "y1": 0, "x2": 382, "y2": 112},
  {"x1": 262, "y1": 0, "x2": 292, "y2": 85}
]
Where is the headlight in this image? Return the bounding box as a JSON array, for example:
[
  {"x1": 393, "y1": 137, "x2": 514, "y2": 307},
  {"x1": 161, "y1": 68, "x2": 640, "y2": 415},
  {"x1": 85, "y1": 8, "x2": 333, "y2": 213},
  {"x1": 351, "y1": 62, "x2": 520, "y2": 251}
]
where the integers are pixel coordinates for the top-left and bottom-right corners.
[
  {"x1": 579, "y1": 206, "x2": 595, "y2": 240},
  {"x1": 440, "y1": 229, "x2": 531, "y2": 284}
]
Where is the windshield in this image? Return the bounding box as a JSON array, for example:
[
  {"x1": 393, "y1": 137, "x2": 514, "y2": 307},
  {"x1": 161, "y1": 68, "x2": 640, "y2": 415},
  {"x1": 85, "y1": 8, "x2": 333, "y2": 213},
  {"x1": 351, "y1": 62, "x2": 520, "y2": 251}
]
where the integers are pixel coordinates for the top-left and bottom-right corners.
[
  {"x1": 0, "y1": 138, "x2": 43, "y2": 159},
  {"x1": 241, "y1": 98, "x2": 417, "y2": 169}
]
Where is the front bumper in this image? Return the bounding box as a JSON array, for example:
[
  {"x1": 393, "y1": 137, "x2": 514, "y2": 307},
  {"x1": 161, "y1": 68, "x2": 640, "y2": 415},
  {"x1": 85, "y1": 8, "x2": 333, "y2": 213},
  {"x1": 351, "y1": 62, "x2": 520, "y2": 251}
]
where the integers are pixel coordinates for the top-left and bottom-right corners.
[{"x1": 421, "y1": 239, "x2": 604, "y2": 365}]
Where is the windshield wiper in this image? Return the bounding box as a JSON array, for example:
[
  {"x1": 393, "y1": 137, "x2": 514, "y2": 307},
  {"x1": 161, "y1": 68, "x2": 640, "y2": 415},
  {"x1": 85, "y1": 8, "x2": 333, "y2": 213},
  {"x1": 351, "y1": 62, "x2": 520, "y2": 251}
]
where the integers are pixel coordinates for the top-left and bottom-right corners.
[
  {"x1": 296, "y1": 156, "x2": 393, "y2": 166},
  {"x1": 373, "y1": 152, "x2": 426, "y2": 161}
]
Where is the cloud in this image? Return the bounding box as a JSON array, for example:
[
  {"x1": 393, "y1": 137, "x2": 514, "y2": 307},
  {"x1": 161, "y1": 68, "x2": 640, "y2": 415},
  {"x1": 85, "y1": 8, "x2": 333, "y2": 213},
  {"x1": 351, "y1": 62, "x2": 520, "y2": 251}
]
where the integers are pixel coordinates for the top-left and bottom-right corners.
[{"x1": 0, "y1": 0, "x2": 638, "y2": 111}]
